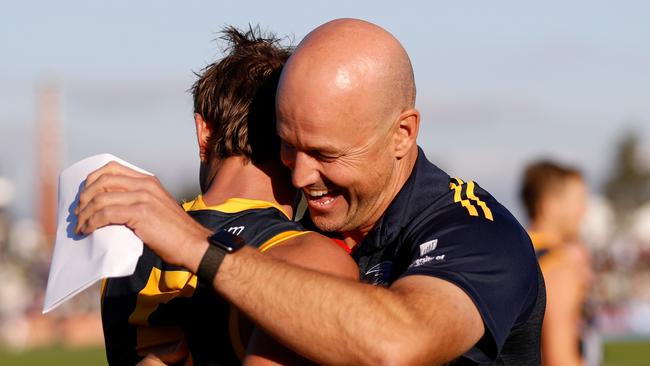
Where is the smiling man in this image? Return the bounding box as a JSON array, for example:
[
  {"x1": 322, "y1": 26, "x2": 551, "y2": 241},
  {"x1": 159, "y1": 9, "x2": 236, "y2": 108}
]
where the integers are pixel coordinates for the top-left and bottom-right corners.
[{"x1": 77, "y1": 18, "x2": 545, "y2": 365}]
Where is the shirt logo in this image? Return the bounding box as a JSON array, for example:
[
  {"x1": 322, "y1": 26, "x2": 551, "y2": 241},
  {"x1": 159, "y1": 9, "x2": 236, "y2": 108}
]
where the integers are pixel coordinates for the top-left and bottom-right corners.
[
  {"x1": 409, "y1": 254, "x2": 446, "y2": 269},
  {"x1": 364, "y1": 261, "x2": 393, "y2": 286},
  {"x1": 226, "y1": 226, "x2": 245, "y2": 235},
  {"x1": 419, "y1": 239, "x2": 438, "y2": 256}
]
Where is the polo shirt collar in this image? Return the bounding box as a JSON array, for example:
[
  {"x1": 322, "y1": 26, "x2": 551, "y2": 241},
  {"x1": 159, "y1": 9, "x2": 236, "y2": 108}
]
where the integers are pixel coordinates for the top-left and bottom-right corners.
[{"x1": 354, "y1": 146, "x2": 450, "y2": 256}]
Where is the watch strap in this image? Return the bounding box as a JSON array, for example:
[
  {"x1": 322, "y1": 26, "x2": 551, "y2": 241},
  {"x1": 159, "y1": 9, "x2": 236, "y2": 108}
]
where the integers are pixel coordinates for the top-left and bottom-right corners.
[{"x1": 197, "y1": 243, "x2": 226, "y2": 285}]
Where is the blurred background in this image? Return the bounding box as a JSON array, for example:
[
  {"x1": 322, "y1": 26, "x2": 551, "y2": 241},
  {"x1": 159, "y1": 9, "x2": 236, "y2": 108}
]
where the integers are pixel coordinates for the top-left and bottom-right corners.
[{"x1": 1, "y1": 0, "x2": 649, "y2": 364}]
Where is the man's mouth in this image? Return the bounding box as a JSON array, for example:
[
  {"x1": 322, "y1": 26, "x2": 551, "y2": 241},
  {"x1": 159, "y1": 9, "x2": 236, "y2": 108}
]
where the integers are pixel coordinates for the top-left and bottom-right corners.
[{"x1": 305, "y1": 188, "x2": 340, "y2": 208}]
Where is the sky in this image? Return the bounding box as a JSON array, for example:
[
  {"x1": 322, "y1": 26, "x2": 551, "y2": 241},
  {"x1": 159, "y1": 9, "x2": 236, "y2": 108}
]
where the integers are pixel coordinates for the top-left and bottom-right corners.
[{"x1": 1, "y1": 0, "x2": 649, "y2": 221}]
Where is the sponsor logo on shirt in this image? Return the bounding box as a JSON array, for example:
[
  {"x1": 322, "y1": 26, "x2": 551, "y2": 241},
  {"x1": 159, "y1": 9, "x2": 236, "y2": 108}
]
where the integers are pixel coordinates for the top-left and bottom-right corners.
[
  {"x1": 419, "y1": 239, "x2": 438, "y2": 256},
  {"x1": 409, "y1": 254, "x2": 446, "y2": 269},
  {"x1": 226, "y1": 226, "x2": 245, "y2": 235}
]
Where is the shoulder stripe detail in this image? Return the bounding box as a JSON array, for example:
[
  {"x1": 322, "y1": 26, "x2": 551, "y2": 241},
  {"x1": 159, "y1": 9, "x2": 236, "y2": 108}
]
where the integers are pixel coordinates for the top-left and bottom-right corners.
[
  {"x1": 451, "y1": 180, "x2": 479, "y2": 217},
  {"x1": 258, "y1": 230, "x2": 312, "y2": 253},
  {"x1": 128, "y1": 268, "x2": 197, "y2": 326},
  {"x1": 450, "y1": 178, "x2": 495, "y2": 221},
  {"x1": 466, "y1": 181, "x2": 494, "y2": 221}
]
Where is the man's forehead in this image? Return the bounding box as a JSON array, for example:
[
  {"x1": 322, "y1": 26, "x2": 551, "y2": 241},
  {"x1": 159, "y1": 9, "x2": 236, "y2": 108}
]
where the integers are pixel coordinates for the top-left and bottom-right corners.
[{"x1": 278, "y1": 113, "x2": 359, "y2": 154}]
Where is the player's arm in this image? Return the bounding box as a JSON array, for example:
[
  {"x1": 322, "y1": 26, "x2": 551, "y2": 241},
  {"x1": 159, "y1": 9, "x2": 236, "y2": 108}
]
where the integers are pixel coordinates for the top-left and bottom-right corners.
[
  {"x1": 244, "y1": 232, "x2": 359, "y2": 366},
  {"x1": 76, "y1": 162, "x2": 484, "y2": 365},
  {"x1": 540, "y1": 249, "x2": 589, "y2": 366}
]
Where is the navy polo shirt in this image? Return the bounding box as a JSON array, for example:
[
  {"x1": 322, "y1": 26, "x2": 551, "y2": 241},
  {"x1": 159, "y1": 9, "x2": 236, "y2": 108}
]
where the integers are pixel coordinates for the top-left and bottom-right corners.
[{"x1": 353, "y1": 147, "x2": 545, "y2": 365}]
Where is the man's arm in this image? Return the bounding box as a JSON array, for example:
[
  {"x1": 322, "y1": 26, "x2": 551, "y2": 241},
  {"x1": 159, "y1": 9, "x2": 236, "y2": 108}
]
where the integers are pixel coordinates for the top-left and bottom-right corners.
[
  {"x1": 213, "y1": 248, "x2": 483, "y2": 365},
  {"x1": 77, "y1": 162, "x2": 484, "y2": 365}
]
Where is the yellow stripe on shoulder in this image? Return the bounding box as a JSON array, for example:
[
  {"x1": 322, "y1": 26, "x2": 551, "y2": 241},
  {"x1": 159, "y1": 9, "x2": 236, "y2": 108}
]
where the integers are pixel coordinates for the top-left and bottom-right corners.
[
  {"x1": 449, "y1": 178, "x2": 493, "y2": 221},
  {"x1": 128, "y1": 268, "x2": 197, "y2": 326},
  {"x1": 258, "y1": 230, "x2": 311, "y2": 253},
  {"x1": 466, "y1": 181, "x2": 494, "y2": 221},
  {"x1": 450, "y1": 178, "x2": 479, "y2": 217}
]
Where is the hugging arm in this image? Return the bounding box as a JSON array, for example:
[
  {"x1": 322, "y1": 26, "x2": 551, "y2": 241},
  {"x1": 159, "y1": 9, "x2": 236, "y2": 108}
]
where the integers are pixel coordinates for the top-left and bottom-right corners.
[{"x1": 77, "y1": 162, "x2": 485, "y2": 365}]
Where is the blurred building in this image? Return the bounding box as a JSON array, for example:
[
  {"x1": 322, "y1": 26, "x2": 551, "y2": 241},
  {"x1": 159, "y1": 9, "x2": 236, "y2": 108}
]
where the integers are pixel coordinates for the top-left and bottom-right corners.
[{"x1": 35, "y1": 83, "x2": 61, "y2": 248}]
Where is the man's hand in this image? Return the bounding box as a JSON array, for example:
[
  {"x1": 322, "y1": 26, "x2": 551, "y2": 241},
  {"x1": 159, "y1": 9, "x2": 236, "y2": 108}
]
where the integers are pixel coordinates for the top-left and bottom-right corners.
[
  {"x1": 75, "y1": 161, "x2": 210, "y2": 271},
  {"x1": 136, "y1": 339, "x2": 193, "y2": 366}
]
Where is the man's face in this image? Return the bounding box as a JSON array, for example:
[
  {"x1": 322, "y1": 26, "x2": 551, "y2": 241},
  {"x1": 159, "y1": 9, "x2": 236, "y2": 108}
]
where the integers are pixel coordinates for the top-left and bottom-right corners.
[
  {"x1": 557, "y1": 177, "x2": 588, "y2": 240},
  {"x1": 545, "y1": 176, "x2": 588, "y2": 241},
  {"x1": 276, "y1": 90, "x2": 398, "y2": 237}
]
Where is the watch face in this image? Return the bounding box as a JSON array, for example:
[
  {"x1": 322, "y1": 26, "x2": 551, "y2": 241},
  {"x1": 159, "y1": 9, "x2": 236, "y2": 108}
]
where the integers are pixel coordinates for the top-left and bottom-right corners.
[{"x1": 209, "y1": 229, "x2": 246, "y2": 252}]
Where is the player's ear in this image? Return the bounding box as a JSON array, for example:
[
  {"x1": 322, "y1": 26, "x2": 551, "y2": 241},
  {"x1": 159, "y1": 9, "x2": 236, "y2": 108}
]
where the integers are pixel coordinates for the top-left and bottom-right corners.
[
  {"x1": 194, "y1": 113, "x2": 211, "y2": 163},
  {"x1": 393, "y1": 108, "x2": 420, "y2": 159}
]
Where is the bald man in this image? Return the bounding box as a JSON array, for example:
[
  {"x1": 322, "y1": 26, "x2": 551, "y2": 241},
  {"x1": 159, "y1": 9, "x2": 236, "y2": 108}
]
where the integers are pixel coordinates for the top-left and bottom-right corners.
[{"x1": 76, "y1": 19, "x2": 545, "y2": 365}]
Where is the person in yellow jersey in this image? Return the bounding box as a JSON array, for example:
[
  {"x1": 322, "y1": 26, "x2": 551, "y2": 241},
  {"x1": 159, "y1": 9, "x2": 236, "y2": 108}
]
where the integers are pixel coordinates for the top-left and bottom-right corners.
[
  {"x1": 99, "y1": 26, "x2": 358, "y2": 366},
  {"x1": 520, "y1": 160, "x2": 593, "y2": 366}
]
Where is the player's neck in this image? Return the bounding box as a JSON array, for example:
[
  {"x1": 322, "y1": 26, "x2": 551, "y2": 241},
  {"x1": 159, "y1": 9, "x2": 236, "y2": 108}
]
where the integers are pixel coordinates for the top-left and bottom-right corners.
[{"x1": 202, "y1": 156, "x2": 295, "y2": 217}]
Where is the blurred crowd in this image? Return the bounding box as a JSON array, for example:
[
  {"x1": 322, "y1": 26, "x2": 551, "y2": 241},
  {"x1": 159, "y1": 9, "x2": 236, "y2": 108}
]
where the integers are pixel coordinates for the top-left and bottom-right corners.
[
  {"x1": 581, "y1": 135, "x2": 650, "y2": 338},
  {"x1": 0, "y1": 180, "x2": 103, "y2": 350}
]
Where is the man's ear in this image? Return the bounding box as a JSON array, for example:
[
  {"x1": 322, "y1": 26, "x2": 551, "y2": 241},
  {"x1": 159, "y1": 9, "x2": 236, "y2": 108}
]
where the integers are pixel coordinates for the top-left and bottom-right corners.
[
  {"x1": 393, "y1": 108, "x2": 420, "y2": 159},
  {"x1": 195, "y1": 113, "x2": 211, "y2": 163}
]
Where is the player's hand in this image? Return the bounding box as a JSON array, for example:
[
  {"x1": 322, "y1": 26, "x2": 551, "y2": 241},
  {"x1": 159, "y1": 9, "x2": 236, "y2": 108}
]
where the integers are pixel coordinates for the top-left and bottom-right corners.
[
  {"x1": 136, "y1": 338, "x2": 193, "y2": 366},
  {"x1": 75, "y1": 161, "x2": 210, "y2": 271}
]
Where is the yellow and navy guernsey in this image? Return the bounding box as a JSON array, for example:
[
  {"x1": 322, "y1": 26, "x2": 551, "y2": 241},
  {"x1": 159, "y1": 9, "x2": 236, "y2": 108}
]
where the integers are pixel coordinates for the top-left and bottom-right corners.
[
  {"x1": 101, "y1": 196, "x2": 310, "y2": 366},
  {"x1": 528, "y1": 231, "x2": 561, "y2": 272},
  {"x1": 350, "y1": 147, "x2": 546, "y2": 365}
]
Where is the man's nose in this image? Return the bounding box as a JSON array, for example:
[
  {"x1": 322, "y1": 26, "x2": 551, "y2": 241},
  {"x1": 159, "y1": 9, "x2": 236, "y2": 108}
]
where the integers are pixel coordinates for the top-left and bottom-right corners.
[{"x1": 290, "y1": 151, "x2": 320, "y2": 189}]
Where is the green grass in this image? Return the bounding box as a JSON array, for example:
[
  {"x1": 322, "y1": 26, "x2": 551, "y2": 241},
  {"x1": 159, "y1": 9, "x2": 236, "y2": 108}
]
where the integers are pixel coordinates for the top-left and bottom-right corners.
[
  {"x1": 0, "y1": 346, "x2": 107, "y2": 366},
  {"x1": 0, "y1": 340, "x2": 648, "y2": 365},
  {"x1": 603, "y1": 339, "x2": 650, "y2": 366}
]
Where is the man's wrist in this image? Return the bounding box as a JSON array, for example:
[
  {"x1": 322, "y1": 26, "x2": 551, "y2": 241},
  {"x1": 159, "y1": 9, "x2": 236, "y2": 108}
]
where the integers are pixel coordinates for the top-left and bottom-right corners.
[
  {"x1": 182, "y1": 234, "x2": 210, "y2": 274},
  {"x1": 197, "y1": 244, "x2": 226, "y2": 284}
]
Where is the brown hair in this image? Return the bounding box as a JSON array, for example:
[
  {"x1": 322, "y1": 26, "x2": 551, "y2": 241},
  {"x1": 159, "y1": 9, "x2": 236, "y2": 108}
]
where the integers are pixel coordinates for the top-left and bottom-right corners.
[
  {"x1": 520, "y1": 160, "x2": 582, "y2": 220},
  {"x1": 191, "y1": 25, "x2": 292, "y2": 164}
]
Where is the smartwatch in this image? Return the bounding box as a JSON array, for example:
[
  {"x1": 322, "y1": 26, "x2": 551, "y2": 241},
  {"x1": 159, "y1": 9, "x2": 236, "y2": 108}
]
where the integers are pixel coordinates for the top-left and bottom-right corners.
[{"x1": 196, "y1": 229, "x2": 246, "y2": 284}]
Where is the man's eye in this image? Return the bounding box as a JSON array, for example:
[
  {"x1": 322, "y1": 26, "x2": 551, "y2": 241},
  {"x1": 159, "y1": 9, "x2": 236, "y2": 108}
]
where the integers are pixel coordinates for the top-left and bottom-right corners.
[{"x1": 312, "y1": 151, "x2": 336, "y2": 162}]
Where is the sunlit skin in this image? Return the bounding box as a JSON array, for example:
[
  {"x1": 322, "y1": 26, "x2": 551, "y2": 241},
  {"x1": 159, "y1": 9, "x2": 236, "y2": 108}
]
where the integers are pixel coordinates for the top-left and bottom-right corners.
[{"x1": 277, "y1": 19, "x2": 420, "y2": 246}]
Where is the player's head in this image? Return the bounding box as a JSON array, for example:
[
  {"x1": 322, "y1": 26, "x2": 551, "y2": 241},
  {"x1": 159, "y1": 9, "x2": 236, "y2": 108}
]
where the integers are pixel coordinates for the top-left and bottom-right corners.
[
  {"x1": 192, "y1": 26, "x2": 291, "y2": 192},
  {"x1": 521, "y1": 160, "x2": 587, "y2": 241},
  {"x1": 276, "y1": 18, "x2": 420, "y2": 237}
]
